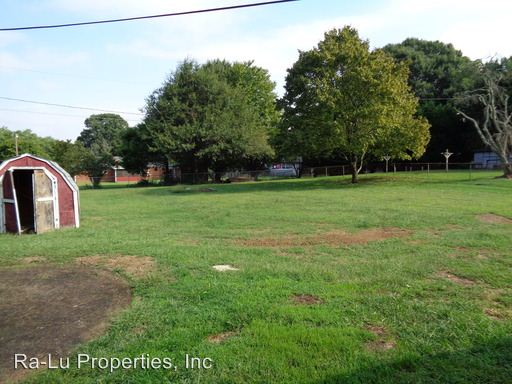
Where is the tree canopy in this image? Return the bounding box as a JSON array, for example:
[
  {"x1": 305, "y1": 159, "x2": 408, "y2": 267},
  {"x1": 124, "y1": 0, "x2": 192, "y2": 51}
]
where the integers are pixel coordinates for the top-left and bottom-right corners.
[
  {"x1": 276, "y1": 27, "x2": 430, "y2": 183},
  {"x1": 77, "y1": 113, "x2": 128, "y2": 155},
  {"x1": 383, "y1": 39, "x2": 480, "y2": 161},
  {"x1": 77, "y1": 113, "x2": 129, "y2": 187},
  {"x1": 143, "y1": 59, "x2": 277, "y2": 182}
]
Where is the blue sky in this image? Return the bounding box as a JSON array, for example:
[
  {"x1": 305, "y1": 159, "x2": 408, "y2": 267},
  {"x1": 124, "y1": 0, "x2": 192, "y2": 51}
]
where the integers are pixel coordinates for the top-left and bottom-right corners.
[{"x1": 1, "y1": 0, "x2": 511, "y2": 140}]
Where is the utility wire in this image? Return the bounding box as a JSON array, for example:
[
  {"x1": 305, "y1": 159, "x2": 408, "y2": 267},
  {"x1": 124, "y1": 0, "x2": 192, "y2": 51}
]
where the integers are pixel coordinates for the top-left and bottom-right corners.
[
  {"x1": 0, "y1": 96, "x2": 143, "y2": 116},
  {"x1": 0, "y1": 0, "x2": 299, "y2": 31}
]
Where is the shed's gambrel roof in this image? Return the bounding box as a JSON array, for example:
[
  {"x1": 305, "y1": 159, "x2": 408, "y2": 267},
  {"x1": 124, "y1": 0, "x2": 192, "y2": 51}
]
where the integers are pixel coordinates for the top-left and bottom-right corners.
[{"x1": 0, "y1": 153, "x2": 79, "y2": 193}]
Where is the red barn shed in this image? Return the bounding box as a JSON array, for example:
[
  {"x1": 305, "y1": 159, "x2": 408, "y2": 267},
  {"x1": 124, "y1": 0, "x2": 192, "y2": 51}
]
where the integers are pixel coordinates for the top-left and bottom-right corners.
[{"x1": 0, "y1": 154, "x2": 80, "y2": 234}]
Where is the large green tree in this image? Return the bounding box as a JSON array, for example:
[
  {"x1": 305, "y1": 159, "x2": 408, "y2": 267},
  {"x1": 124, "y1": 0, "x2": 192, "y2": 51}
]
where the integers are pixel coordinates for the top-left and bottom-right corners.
[
  {"x1": 277, "y1": 27, "x2": 430, "y2": 183},
  {"x1": 143, "y1": 60, "x2": 276, "y2": 183},
  {"x1": 383, "y1": 39, "x2": 480, "y2": 161},
  {"x1": 77, "y1": 114, "x2": 129, "y2": 187}
]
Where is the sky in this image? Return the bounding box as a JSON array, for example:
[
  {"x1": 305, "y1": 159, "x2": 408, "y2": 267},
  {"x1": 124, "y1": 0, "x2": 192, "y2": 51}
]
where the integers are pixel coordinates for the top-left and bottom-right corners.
[{"x1": 1, "y1": 0, "x2": 511, "y2": 141}]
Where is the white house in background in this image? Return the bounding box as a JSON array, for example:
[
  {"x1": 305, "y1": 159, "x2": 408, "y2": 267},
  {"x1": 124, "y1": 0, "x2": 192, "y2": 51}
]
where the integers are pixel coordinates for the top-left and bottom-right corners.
[{"x1": 473, "y1": 151, "x2": 512, "y2": 169}]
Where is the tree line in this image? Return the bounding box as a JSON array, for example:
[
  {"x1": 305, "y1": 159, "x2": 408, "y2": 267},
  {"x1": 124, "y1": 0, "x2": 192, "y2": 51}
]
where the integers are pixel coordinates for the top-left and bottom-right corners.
[{"x1": 1, "y1": 26, "x2": 511, "y2": 184}]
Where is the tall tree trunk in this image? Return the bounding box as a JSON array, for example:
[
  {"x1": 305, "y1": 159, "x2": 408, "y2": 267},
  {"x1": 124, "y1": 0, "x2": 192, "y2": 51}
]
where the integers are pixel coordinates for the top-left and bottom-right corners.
[
  {"x1": 350, "y1": 153, "x2": 366, "y2": 183},
  {"x1": 163, "y1": 160, "x2": 173, "y2": 185},
  {"x1": 91, "y1": 177, "x2": 101, "y2": 189},
  {"x1": 503, "y1": 162, "x2": 512, "y2": 179},
  {"x1": 351, "y1": 157, "x2": 359, "y2": 184}
]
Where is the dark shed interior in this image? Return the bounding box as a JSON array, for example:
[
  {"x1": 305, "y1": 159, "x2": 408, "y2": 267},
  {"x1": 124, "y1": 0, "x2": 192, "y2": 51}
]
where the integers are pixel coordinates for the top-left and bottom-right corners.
[{"x1": 12, "y1": 170, "x2": 35, "y2": 232}]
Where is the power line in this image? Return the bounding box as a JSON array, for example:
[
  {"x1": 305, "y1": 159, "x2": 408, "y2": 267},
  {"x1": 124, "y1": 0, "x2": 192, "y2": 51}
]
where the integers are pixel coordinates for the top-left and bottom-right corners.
[
  {"x1": 0, "y1": 0, "x2": 299, "y2": 31},
  {"x1": 0, "y1": 96, "x2": 144, "y2": 116}
]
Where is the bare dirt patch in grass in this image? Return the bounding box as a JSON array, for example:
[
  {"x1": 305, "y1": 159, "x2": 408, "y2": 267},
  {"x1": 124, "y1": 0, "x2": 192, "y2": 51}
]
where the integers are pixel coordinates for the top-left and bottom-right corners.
[
  {"x1": 76, "y1": 255, "x2": 155, "y2": 278},
  {"x1": 291, "y1": 294, "x2": 324, "y2": 305},
  {"x1": 438, "y1": 271, "x2": 476, "y2": 286},
  {"x1": 0, "y1": 265, "x2": 130, "y2": 383},
  {"x1": 364, "y1": 324, "x2": 387, "y2": 337},
  {"x1": 207, "y1": 331, "x2": 236, "y2": 344},
  {"x1": 484, "y1": 308, "x2": 506, "y2": 320},
  {"x1": 365, "y1": 340, "x2": 397, "y2": 352},
  {"x1": 476, "y1": 213, "x2": 512, "y2": 224},
  {"x1": 237, "y1": 227, "x2": 411, "y2": 248},
  {"x1": 364, "y1": 324, "x2": 396, "y2": 352}
]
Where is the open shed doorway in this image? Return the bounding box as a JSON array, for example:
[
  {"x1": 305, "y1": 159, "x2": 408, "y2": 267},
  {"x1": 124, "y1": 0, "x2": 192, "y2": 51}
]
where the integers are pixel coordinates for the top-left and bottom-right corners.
[
  {"x1": 12, "y1": 170, "x2": 35, "y2": 232},
  {"x1": 10, "y1": 169, "x2": 56, "y2": 234}
]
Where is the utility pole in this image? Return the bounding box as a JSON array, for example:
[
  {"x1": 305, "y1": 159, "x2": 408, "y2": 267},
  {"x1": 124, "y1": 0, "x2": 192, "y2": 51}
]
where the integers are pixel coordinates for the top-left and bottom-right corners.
[{"x1": 15, "y1": 133, "x2": 19, "y2": 156}]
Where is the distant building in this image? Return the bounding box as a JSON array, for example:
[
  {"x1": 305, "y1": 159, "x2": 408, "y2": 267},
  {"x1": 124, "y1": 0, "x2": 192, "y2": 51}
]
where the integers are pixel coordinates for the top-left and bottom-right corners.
[
  {"x1": 473, "y1": 151, "x2": 512, "y2": 169},
  {"x1": 74, "y1": 158, "x2": 166, "y2": 184}
]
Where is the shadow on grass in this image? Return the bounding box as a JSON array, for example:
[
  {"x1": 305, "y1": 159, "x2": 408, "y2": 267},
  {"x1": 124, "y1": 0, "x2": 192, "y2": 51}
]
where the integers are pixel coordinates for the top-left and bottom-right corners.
[
  {"x1": 81, "y1": 171, "x2": 503, "y2": 195},
  {"x1": 141, "y1": 176, "x2": 363, "y2": 196},
  {"x1": 140, "y1": 173, "x2": 502, "y2": 196},
  {"x1": 79, "y1": 182, "x2": 163, "y2": 191},
  {"x1": 323, "y1": 336, "x2": 512, "y2": 384}
]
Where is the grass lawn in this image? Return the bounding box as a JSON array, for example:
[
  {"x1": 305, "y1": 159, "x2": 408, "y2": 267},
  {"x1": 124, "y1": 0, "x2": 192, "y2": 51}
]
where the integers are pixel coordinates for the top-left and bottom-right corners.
[{"x1": 1, "y1": 171, "x2": 511, "y2": 383}]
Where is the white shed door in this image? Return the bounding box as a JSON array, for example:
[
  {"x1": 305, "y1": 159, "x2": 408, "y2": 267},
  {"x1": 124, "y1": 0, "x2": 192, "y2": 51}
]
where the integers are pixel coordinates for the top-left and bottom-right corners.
[{"x1": 33, "y1": 170, "x2": 55, "y2": 233}]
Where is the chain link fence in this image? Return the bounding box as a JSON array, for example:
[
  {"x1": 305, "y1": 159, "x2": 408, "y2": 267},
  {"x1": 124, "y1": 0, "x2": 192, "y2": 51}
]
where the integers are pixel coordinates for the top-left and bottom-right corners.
[
  {"x1": 177, "y1": 162, "x2": 491, "y2": 184},
  {"x1": 77, "y1": 162, "x2": 498, "y2": 187}
]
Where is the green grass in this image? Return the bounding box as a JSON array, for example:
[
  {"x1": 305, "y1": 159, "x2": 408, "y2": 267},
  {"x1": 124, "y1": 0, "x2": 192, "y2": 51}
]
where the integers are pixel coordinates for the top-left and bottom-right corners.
[{"x1": 1, "y1": 171, "x2": 512, "y2": 383}]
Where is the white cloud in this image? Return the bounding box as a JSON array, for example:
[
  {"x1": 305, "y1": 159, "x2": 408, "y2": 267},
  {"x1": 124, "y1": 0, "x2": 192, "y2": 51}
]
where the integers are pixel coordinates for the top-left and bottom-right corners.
[{"x1": 103, "y1": 0, "x2": 512, "y2": 98}]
